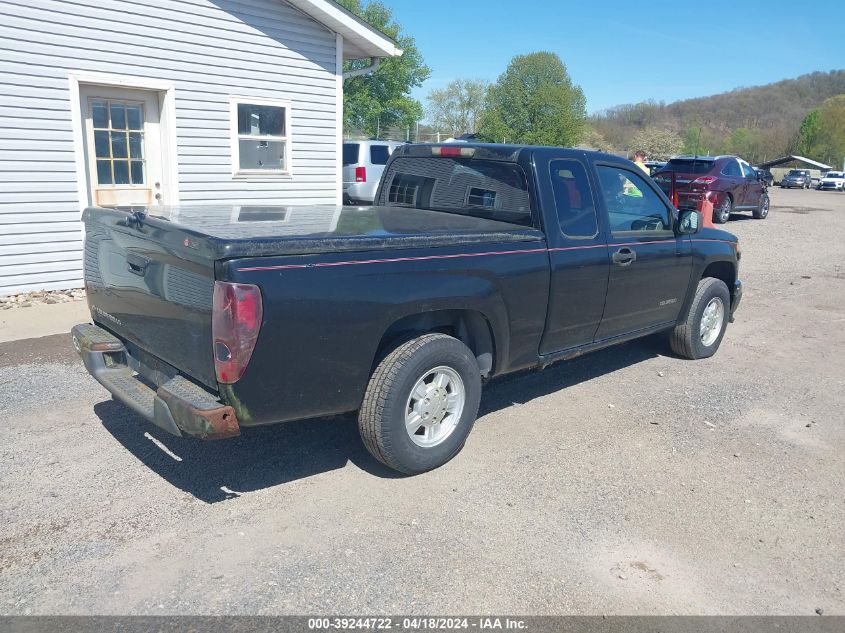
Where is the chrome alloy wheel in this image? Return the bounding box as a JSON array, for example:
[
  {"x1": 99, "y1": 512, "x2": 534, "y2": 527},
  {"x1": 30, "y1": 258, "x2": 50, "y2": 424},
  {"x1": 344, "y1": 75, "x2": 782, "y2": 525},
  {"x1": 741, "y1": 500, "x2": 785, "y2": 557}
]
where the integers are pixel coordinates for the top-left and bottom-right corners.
[
  {"x1": 405, "y1": 366, "x2": 465, "y2": 448},
  {"x1": 700, "y1": 297, "x2": 725, "y2": 347}
]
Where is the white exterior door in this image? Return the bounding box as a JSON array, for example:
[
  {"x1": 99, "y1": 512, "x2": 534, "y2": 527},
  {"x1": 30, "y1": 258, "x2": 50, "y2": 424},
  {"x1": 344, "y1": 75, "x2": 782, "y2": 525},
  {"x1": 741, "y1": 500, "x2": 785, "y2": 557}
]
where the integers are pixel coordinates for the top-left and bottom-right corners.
[{"x1": 80, "y1": 85, "x2": 163, "y2": 207}]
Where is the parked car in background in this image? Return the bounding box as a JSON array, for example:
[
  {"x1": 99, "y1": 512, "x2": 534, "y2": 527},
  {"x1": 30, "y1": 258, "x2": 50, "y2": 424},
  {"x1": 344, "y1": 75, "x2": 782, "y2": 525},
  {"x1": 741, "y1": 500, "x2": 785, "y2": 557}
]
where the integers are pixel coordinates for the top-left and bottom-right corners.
[
  {"x1": 817, "y1": 171, "x2": 845, "y2": 191},
  {"x1": 343, "y1": 140, "x2": 405, "y2": 204},
  {"x1": 780, "y1": 169, "x2": 812, "y2": 189},
  {"x1": 754, "y1": 167, "x2": 774, "y2": 187},
  {"x1": 644, "y1": 160, "x2": 667, "y2": 176},
  {"x1": 654, "y1": 155, "x2": 769, "y2": 224}
]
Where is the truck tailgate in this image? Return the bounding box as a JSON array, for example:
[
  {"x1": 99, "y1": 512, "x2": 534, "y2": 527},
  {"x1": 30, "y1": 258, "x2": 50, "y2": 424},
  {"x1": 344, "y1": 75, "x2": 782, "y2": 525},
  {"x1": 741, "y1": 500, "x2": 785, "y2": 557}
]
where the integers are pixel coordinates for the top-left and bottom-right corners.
[{"x1": 83, "y1": 208, "x2": 217, "y2": 389}]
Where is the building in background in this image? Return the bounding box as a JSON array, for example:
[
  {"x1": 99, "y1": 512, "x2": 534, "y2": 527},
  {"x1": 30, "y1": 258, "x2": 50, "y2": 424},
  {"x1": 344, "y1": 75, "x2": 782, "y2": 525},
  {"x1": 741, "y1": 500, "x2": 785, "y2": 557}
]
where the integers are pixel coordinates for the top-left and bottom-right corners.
[{"x1": 0, "y1": 0, "x2": 400, "y2": 295}]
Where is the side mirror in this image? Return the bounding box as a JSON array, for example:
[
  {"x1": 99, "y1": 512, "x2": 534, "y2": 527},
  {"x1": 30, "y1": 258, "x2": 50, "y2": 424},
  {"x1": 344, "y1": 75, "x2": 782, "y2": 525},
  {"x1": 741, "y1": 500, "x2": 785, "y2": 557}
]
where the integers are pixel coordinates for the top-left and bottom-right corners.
[{"x1": 676, "y1": 208, "x2": 701, "y2": 234}]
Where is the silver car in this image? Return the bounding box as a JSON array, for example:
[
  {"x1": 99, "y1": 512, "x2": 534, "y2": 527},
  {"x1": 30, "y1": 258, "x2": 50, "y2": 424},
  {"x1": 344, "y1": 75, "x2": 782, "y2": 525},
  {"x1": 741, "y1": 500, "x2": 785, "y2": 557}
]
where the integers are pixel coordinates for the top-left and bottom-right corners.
[{"x1": 343, "y1": 140, "x2": 405, "y2": 204}]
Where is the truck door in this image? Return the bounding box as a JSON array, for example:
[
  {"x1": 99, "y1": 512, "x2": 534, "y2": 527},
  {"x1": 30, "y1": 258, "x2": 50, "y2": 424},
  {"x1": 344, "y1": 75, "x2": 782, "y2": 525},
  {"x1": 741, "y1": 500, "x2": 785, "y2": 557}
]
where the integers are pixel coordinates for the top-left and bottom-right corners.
[
  {"x1": 538, "y1": 157, "x2": 610, "y2": 354},
  {"x1": 593, "y1": 163, "x2": 692, "y2": 340}
]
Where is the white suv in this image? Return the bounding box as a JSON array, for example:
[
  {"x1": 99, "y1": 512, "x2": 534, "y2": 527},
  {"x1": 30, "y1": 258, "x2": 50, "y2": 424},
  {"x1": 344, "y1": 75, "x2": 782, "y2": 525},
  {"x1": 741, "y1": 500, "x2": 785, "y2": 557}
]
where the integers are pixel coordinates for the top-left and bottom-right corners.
[
  {"x1": 343, "y1": 140, "x2": 405, "y2": 204},
  {"x1": 818, "y1": 171, "x2": 845, "y2": 191}
]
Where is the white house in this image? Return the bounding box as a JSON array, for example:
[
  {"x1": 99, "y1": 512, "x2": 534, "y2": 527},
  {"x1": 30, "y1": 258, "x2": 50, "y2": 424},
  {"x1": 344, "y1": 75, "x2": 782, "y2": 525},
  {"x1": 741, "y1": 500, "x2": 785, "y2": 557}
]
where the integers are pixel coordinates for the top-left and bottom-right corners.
[{"x1": 0, "y1": 0, "x2": 401, "y2": 296}]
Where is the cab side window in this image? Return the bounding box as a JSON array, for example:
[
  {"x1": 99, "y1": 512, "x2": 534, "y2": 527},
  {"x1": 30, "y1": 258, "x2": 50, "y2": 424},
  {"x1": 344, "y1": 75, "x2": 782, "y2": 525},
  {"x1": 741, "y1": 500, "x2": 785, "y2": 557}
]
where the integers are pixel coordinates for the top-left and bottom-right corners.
[
  {"x1": 596, "y1": 165, "x2": 672, "y2": 236},
  {"x1": 549, "y1": 159, "x2": 598, "y2": 239}
]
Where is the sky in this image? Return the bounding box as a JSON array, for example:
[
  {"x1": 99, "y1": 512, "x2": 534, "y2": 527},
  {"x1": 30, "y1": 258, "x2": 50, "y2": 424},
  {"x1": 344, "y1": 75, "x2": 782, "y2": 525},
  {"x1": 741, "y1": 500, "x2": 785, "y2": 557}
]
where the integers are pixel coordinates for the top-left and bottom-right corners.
[{"x1": 386, "y1": 0, "x2": 845, "y2": 117}]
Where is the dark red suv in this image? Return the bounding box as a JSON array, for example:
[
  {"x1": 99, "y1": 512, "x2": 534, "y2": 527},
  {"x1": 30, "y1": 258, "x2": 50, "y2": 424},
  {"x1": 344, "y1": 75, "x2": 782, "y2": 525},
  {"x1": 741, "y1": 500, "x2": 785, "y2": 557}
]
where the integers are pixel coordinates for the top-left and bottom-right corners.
[{"x1": 655, "y1": 155, "x2": 770, "y2": 223}]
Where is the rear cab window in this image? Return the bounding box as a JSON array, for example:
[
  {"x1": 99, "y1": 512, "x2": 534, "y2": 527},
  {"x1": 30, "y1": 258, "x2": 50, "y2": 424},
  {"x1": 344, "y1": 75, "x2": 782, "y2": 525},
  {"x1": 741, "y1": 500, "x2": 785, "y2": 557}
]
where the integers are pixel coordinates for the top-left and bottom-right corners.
[{"x1": 378, "y1": 156, "x2": 533, "y2": 227}]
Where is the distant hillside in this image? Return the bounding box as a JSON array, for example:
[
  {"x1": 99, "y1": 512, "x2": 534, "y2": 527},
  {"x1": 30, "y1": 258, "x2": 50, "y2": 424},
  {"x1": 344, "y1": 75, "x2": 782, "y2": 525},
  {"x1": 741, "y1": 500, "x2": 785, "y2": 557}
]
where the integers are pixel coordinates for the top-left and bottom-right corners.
[{"x1": 590, "y1": 70, "x2": 845, "y2": 163}]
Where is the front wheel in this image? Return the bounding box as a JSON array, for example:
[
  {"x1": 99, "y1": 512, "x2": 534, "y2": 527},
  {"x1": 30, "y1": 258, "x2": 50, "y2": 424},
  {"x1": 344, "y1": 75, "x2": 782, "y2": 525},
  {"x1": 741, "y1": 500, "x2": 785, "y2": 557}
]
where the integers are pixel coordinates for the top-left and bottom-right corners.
[
  {"x1": 714, "y1": 196, "x2": 732, "y2": 224},
  {"x1": 753, "y1": 193, "x2": 770, "y2": 219},
  {"x1": 358, "y1": 333, "x2": 482, "y2": 474},
  {"x1": 670, "y1": 278, "x2": 731, "y2": 360}
]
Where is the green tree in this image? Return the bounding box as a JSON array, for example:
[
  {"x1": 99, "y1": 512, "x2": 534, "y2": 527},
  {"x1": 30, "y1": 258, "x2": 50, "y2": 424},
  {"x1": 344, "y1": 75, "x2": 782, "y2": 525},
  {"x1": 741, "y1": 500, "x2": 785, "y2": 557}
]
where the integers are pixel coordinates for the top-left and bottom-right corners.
[
  {"x1": 629, "y1": 127, "x2": 684, "y2": 161},
  {"x1": 338, "y1": 0, "x2": 430, "y2": 137},
  {"x1": 478, "y1": 52, "x2": 586, "y2": 146},
  {"x1": 814, "y1": 94, "x2": 845, "y2": 166},
  {"x1": 724, "y1": 127, "x2": 766, "y2": 163},
  {"x1": 797, "y1": 109, "x2": 821, "y2": 156},
  {"x1": 578, "y1": 125, "x2": 615, "y2": 152},
  {"x1": 425, "y1": 78, "x2": 489, "y2": 138}
]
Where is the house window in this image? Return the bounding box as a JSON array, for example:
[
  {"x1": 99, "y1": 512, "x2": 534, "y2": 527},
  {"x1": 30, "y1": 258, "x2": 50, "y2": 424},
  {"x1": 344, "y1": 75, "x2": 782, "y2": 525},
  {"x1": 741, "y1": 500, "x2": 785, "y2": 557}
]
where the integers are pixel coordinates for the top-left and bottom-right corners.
[{"x1": 230, "y1": 98, "x2": 291, "y2": 175}]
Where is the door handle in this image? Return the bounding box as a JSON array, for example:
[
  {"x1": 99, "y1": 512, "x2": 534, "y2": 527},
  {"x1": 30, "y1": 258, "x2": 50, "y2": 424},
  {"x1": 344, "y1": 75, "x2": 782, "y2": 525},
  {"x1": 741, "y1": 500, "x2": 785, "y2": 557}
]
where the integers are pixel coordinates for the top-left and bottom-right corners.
[
  {"x1": 612, "y1": 247, "x2": 637, "y2": 266},
  {"x1": 126, "y1": 252, "x2": 149, "y2": 276}
]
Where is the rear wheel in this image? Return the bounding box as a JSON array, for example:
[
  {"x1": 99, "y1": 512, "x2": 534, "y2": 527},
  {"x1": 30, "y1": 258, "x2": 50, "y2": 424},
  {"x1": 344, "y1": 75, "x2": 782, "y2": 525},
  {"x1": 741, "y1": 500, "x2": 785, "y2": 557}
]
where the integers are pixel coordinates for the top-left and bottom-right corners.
[
  {"x1": 714, "y1": 196, "x2": 732, "y2": 224},
  {"x1": 753, "y1": 193, "x2": 770, "y2": 219},
  {"x1": 670, "y1": 277, "x2": 730, "y2": 360},
  {"x1": 358, "y1": 333, "x2": 482, "y2": 474}
]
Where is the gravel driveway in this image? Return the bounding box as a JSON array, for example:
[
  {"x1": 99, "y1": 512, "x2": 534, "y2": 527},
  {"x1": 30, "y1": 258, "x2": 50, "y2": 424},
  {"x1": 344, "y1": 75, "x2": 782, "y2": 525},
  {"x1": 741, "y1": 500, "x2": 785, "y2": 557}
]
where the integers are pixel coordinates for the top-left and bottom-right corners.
[{"x1": 1, "y1": 187, "x2": 843, "y2": 615}]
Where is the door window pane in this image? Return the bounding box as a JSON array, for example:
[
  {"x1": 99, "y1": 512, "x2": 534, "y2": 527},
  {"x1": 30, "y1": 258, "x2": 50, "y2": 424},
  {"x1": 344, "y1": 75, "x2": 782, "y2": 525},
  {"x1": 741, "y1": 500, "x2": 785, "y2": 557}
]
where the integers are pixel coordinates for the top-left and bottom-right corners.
[
  {"x1": 597, "y1": 165, "x2": 672, "y2": 235},
  {"x1": 110, "y1": 102, "x2": 126, "y2": 129},
  {"x1": 237, "y1": 104, "x2": 285, "y2": 136},
  {"x1": 238, "y1": 139, "x2": 285, "y2": 170},
  {"x1": 130, "y1": 160, "x2": 144, "y2": 185},
  {"x1": 94, "y1": 131, "x2": 110, "y2": 158},
  {"x1": 550, "y1": 159, "x2": 598, "y2": 238},
  {"x1": 111, "y1": 132, "x2": 127, "y2": 158},
  {"x1": 92, "y1": 101, "x2": 108, "y2": 128},
  {"x1": 128, "y1": 132, "x2": 143, "y2": 158},
  {"x1": 126, "y1": 104, "x2": 143, "y2": 130},
  {"x1": 96, "y1": 160, "x2": 112, "y2": 185},
  {"x1": 113, "y1": 160, "x2": 130, "y2": 184},
  {"x1": 91, "y1": 98, "x2": 147, "y2": 189}
]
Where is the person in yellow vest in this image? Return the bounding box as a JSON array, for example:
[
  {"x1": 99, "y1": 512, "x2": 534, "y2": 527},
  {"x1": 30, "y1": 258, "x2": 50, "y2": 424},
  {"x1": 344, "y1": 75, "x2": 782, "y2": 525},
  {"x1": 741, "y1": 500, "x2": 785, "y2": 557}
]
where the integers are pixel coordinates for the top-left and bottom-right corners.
[{"x1": 633, "y1": 150, "x2": 650, "y2": 174}]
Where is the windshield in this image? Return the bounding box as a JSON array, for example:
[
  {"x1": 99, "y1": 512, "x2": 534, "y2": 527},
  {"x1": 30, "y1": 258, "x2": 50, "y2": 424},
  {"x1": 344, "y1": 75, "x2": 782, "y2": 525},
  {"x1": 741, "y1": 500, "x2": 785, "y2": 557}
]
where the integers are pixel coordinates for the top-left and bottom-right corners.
[
  {"x1": 786, "y1": 170, "x2": 805, "y2": 176},
  {"x1": 661, "y1": 159, "x2": 714, "y2": 175},
  {"x1": 377, "y1": 156, "x2": 532, "y2": 226},
  {"x1": 343, "y1": 143, "x2": 360, "y2": 166},
  {"x1": 826, "y1": 172, "x2": 843, "y2": 178}
]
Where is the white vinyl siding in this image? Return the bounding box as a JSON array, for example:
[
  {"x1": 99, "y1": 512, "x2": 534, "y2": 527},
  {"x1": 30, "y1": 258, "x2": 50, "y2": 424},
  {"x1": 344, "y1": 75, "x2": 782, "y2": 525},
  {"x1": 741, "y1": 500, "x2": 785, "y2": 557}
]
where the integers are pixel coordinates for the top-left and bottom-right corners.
[{"x1": 0, "y1": 0, "x2": 339, "y2": 296}]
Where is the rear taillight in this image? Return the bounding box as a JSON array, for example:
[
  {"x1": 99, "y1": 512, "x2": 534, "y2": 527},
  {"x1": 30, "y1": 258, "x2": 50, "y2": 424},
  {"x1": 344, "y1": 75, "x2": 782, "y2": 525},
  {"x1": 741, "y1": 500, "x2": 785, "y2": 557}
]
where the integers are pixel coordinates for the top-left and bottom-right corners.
[
  {"x1": 692, "y1": 176, "x2": 717, "y2": 185},
  {"x1": 355, "y1": 166, "x2": 366, "y2": 182},
  {"x1": 212, "y1": 281, "x2": 263, "y2": 384}
]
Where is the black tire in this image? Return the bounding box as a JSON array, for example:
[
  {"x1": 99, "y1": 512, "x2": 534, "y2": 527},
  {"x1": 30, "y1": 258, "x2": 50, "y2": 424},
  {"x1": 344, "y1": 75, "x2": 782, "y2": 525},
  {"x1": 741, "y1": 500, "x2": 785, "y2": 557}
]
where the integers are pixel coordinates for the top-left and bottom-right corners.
[
  {"x1": 670, "y1": 278, "x2": 731, "y2": 360},
  {"x1": 358, "y1": 333, "x2": 482, "y2": 474},
  {"x1": 753, "y1": 193, "x2": 770, "y2": 219},
  {"x1": 714, "y1": 196, "x2": 732, "y2": 224}
]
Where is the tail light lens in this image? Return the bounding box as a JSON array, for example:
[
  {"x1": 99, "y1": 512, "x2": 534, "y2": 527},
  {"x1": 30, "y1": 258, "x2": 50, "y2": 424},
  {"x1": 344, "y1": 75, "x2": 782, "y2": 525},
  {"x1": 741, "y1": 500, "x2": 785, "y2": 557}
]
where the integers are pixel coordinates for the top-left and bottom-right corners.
[
  {"x1": 212, "y1": 281, "x2": 263, "y2": 384},
  {"x1": 355, "y1": 166, "x2": 366, "y2": 182},
  {"x1": 692, "y1": 176, "x2": 717, "y2": 185}
]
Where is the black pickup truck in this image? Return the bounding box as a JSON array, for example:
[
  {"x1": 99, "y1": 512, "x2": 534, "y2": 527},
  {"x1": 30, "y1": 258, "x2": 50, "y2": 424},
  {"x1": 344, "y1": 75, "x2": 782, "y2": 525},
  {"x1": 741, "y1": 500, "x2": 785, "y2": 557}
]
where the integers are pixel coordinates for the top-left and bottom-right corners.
[{"x1": 73, "y1": 144, "x2": 742, "y2": 474}]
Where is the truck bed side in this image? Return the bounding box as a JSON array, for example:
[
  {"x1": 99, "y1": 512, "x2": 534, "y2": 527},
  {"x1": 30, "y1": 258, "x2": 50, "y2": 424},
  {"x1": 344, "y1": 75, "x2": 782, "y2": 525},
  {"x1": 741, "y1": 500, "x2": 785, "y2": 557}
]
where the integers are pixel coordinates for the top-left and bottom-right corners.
[{"x1": 220, "y1": 239, "x2": 550, "y2": 426}]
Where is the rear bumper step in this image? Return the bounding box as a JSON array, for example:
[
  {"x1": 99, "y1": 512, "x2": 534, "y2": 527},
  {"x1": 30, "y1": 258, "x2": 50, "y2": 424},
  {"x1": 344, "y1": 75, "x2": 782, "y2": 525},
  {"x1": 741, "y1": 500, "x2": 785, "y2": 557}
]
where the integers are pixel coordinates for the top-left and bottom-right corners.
[{"x1": 71, "y1": 323, "x2": 240, "y2": 440}]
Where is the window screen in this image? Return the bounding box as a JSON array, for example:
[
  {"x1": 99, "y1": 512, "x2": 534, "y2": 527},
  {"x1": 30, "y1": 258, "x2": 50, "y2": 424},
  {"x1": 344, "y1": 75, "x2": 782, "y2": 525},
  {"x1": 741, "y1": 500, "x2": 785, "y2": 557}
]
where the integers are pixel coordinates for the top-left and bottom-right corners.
[{"x1": 234, "y1": 102, "x2": 288, "y2": 171}]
